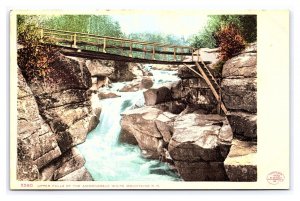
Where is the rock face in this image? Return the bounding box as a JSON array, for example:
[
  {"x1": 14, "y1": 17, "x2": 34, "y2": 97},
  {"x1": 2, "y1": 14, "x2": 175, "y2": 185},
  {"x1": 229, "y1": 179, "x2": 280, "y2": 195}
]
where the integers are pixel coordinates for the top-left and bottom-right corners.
[
  {"x1": 221, "y1": 42, "x2": 257, "y2": 139},
  {"x1": 17, "y1": 68, "x2": 61, "y2": 180},
  {"x1": 17, "y1": 53, "x2": 97, "y2": 181},
  {"x1": 221, "y1": 42, "x2": 257, "y2": 181},
  {"x1": 224, "y1": 139, "x2": 257, "y2": 181},
  {"x1": 168, "y1": 113, "x2": 233, "y2": 181},
  {"x1": 227, "y1": 112, "x2": 257, "y2": 140}
]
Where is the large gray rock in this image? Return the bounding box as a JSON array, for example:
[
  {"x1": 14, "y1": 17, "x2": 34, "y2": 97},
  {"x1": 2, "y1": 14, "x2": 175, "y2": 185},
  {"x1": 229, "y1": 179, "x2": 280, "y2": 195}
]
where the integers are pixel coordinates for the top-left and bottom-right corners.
[
  {"x1": 168, "y1": 113, "x2": 233, "y2": 181},
  {"x1": 120, "y1": 107, "x2": 163, "y2": 159},
  {"x1": 143, "y1": 86, "x2": 173, "y2": 106},
  {"x1": 222, "y1": 53, "x2": 257, "y2": 78},
  {"x1": 227, "y1": 112, "x2": 257, "y2": 139},
  {"x1": 86, "y1": 59, "x2": 114, "y2": 77},
  {"x1": 140, "y1": 76, "x2": 154, "y2": 89},
  {"x1": 110, "y1": 62, "x2": 144, "y2": 82},
  {"x1": 221, "y1": 78, "x2": 257, "y2": 113},
  {"x1": 224, "y1": 139, "x2": 257, "y2": 181}
]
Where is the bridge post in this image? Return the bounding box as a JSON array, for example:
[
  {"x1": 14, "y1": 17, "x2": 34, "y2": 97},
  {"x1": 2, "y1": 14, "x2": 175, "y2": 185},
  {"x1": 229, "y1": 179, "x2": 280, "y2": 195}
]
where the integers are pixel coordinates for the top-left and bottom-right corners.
[
  {"x1": 152, "y1": 46, "x2": 156, "y2": 60},
  {"x1": 163, "y1": 47, "x2": 167, "y2": 61},
  {"x1": 129, "y1": 42, "x2": 133, "y2": 57},
  {"x1": 72, "y1": 33, "x2": 77, "y2": 48},
  {"x1": 143, "y1": 46, "x2": 146, "y2": 59},
  {"x1": 191, "y1": 48, "x2": 194, "y2": 62},
  {"x1": 103, "y1": 38, "x2": 107, "y2": 53},
  {"x1": 173, "y1": 47, "x2": 177, "y2": 61}
]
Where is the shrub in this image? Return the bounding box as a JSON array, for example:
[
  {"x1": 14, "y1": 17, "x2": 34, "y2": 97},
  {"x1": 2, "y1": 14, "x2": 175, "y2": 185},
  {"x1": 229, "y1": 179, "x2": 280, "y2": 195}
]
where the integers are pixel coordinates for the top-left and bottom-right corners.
[
  {"x1": 215, "y1": 24, "x2": 246, "y2": 61},
  {"x1": 17, "y1": 19, "x2": 59, "y2": 82}
]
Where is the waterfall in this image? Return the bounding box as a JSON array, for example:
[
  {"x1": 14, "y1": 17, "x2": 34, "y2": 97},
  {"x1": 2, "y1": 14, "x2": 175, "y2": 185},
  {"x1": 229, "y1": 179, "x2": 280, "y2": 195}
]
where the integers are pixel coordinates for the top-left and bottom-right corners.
[{"x1": 77, "y1": 69, "x2": 181, "y2": 181}]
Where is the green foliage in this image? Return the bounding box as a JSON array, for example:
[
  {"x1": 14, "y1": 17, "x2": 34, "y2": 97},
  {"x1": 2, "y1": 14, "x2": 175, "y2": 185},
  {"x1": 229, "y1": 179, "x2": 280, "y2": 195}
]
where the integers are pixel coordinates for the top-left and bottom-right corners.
[
  {"x1": 128, "y1": 32, "x2": 187, "y2": 60},
  {"x1": 128, "y1": 32, "x2": 187, "y2": 46},
  {"x1": 43, "y1": 15, "x2": 123, "y2": 37},
  {"x1": 189, "y1": 15, "x2": 257, "y2": 49},
  {"x1": 17, "y1": 15, "x2": 58, "y2": 82}
]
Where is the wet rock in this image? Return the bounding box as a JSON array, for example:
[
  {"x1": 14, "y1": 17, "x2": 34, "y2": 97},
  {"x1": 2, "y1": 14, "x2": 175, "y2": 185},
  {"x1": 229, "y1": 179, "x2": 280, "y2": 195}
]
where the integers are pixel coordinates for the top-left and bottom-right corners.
[
  {"x1": 224, "y1": 139, "x2": 257, "y2": 181},
  {"x1": 120, "y1": 106, "x2": 163, "y2": 159},
  {"x1": 227, "y1": 112, "x2": 257, "y2": 140},
  {"x1": 119, "y1": 79, "x2": 141, "y2": 92},
  {"x1": 140, "y1": 76, "x2": 154, "y2": 89},
  {"x1": 168, "y1": 113, "x2": 233, "y2": 181},
  {"x1": 98, "y1": 91, "x2": 120, "y2": 99},
  {"x1": 143, "y1": 86, "x2": 173, "y2": 106}
]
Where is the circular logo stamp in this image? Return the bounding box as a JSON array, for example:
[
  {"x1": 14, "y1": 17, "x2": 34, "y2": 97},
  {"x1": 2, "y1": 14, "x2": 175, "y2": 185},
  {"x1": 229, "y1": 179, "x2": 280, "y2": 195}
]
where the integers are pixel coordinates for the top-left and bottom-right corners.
[{"x1": 266, "y1": 171, "x2": 285, "y2": 185}]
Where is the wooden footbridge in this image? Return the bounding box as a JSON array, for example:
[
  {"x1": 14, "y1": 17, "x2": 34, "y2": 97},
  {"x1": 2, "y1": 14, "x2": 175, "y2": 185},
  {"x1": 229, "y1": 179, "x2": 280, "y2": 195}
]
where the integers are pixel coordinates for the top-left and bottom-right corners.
[{"x1": 39, "y1": 28, "x2": 228, "y2": 114}]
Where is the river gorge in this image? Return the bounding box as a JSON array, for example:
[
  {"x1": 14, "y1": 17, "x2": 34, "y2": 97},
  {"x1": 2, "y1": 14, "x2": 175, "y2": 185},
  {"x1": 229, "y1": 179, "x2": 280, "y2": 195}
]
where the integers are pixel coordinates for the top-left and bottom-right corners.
[{"x1": 17, "y1": 43, "x2": 257, "y2": 182}]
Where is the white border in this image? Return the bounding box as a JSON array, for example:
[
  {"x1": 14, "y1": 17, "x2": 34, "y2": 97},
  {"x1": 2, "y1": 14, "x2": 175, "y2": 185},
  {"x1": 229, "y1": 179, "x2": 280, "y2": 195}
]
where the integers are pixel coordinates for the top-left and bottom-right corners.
[{"x1": 1, "y1": 0, "x2": 299, "y2": 200}]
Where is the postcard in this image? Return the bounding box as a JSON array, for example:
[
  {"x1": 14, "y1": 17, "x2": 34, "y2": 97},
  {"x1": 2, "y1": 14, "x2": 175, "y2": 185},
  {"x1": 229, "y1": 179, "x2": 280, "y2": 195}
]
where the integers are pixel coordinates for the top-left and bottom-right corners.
[{"x1": 10, "y1": 10, "x2": 289, "y2": 189}]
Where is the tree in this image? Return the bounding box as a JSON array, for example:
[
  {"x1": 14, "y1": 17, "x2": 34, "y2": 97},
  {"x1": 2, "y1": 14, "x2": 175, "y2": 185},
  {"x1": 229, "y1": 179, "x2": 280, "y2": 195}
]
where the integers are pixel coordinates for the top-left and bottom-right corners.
[{"x1": 189, "y1": 15, "x2": 257, "y2": 48}]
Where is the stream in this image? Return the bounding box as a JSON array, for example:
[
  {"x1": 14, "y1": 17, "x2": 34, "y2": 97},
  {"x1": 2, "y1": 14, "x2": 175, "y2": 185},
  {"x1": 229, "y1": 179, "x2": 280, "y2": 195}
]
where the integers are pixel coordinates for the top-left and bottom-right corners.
[{"x1": 77, "y1": 67, "x2": 181, "y2": 181}]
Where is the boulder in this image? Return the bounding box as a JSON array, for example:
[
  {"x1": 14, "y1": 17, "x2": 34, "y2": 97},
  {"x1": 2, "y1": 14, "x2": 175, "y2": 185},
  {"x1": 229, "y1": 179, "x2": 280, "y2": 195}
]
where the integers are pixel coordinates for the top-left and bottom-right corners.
[
  {"x1": 98, "y1": 91, "x2": 120, "y2": 99},
  {"x1": 58, "y1": 166, "x2": 93, "y2": 181},
  {"x1": 120, "y1": 106, "x2": 163, "y2": 159},
  {"x1": 224, "y1": 139, "x2": 257, "y2": 181},
  {"x1": 168, "y1": 113, "x2": 233, "y2": 181},
  {"x1": 222, "y1": 53, "x2": 257, "y2": 78},
  {"x1": 110, "y1": 62, "x2": 144, "y2": 82},
  {"x1": 85, "y1": 59, "x2": 114, "y2": 77},
  {"x1": 140, "y1": 76, "x2": 154, "y2": 89},
  {"x1": 227, "y1": 112, "x2": 257, "y2": 139},
  {"x1": 221, "y1": 78, "x2": 257, "y2": 113},
  {"x1": 143, "y1": 86, "x2": 173, "y2": 106}
]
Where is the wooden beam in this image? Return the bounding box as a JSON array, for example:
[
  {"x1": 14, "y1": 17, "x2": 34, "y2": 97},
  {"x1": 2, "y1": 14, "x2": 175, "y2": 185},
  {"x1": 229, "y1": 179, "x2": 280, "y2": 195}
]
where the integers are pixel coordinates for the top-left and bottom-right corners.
[
  {"x1": 195, "y1": 61, "x2": 228, "y2": 115},
  {"x1": 173, "y1": 47, "x2": 177, "y2": 61}
]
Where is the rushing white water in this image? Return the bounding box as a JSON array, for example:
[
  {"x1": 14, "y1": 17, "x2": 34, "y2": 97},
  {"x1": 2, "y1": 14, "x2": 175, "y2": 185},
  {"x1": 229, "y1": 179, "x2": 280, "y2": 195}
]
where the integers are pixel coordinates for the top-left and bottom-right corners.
[{"x1": 77, "y1": 68, "x2": 181, "y2": 181}]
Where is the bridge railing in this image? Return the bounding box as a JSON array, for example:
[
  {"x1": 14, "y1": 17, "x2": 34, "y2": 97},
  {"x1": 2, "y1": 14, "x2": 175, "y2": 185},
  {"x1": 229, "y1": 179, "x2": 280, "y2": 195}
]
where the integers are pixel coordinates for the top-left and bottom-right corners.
[{"x1": 39, "y1": 28, "x2": 200, "y2": 62}]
